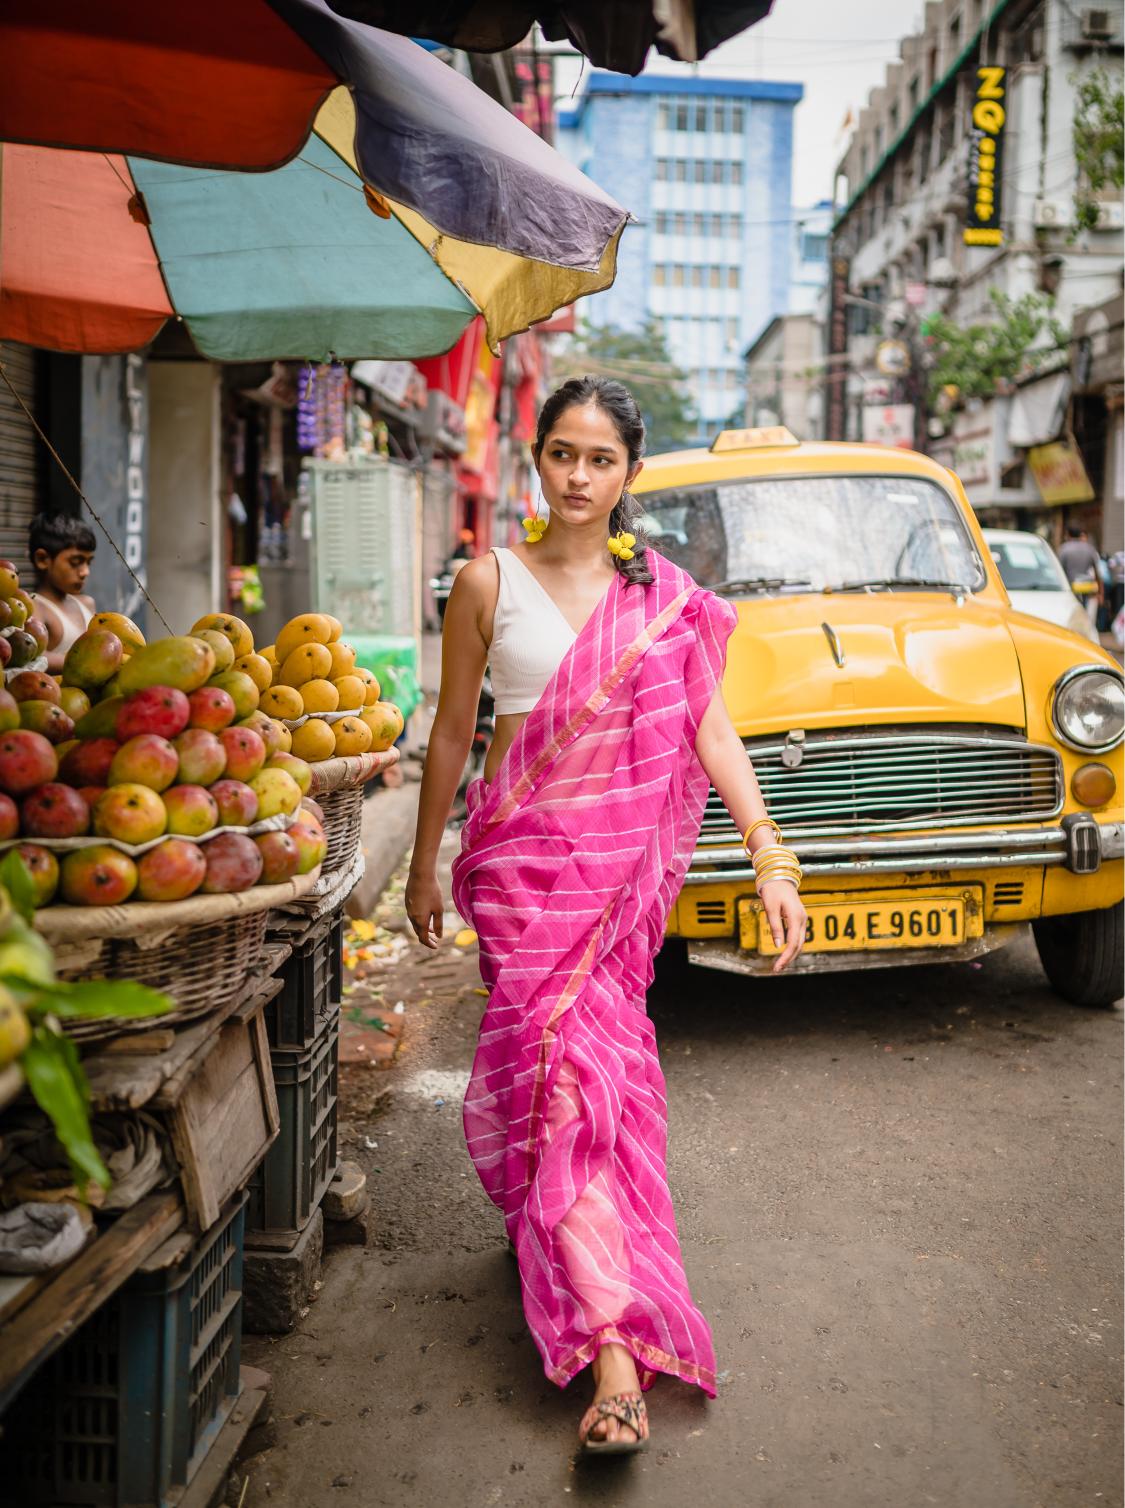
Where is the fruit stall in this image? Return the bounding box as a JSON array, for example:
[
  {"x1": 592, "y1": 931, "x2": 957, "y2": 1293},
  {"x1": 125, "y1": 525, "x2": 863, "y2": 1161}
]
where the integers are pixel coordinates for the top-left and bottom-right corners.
[{"x1": 0, "y1": 603, "x2": 403, "y2": 1506}]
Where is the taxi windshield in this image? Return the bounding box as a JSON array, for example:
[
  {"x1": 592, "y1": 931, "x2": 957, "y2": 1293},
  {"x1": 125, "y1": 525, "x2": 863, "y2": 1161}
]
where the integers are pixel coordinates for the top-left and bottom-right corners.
[
  {"x1": 987, "y1": 535, "x2": 1069, "y2": 592},
  {"x1": 636, "y1": 473, "x2": 988, "y2": 594}
]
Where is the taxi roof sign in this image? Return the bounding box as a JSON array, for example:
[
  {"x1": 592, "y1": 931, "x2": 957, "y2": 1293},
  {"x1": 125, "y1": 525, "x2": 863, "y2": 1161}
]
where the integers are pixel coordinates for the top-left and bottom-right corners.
[{"x1": 710, "y1": 426, "x2": 801, "y2": 453}]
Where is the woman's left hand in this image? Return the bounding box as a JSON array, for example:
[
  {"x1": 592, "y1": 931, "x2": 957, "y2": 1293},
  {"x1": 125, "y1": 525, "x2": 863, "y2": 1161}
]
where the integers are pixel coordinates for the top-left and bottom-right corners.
[{"x1": 758, "y1": 880, "x2": 807, "y2": 974}]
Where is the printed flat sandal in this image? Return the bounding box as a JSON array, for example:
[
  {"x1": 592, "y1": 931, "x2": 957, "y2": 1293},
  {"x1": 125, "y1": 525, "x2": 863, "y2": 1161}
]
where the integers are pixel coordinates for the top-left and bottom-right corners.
[{"x1": 578, "y1": 1391, "x2": 649, "y2": 1455}]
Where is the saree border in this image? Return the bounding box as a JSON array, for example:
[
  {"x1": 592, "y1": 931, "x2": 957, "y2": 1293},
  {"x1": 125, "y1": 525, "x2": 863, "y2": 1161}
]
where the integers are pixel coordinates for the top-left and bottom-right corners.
[
  {"x1": 548, "y1": 1328, "x2": 719, "y2": 1396},
  {"x1": 484, "y1": 586, "x2": 695, "y2": 833}
]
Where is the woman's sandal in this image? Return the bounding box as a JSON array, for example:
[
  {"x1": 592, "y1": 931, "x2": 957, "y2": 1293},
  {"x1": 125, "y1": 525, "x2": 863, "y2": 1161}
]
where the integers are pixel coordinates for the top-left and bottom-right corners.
[{"x1": 578, "y1": 1392, "x2": 649, "y2": 1456}]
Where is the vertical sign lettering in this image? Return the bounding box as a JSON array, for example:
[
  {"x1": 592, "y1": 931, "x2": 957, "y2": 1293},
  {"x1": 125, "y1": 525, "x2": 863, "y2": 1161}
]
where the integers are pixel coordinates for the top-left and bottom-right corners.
[
  {"x1": 123, "y1": 353, "x2": 147, "y2": 617},
  {"x1": 964, "y1": 66, "x2": 1005, "y2": 246},
  {"x1": 824, "y1": 251, "x2": 850, "y2": 440}
]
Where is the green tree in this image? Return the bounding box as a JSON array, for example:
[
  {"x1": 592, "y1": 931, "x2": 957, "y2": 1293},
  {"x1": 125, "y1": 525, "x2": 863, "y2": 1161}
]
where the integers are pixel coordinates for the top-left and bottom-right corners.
[
  {"x1": 553, "y1": 317, "x2": 698, "y2": 454},
  {"x1": 1072, "y1": 66, "x2": 1125, "y2": 236},
  {"x1": 921, "y1": 290, "x2": 1067, "y2": 410}
]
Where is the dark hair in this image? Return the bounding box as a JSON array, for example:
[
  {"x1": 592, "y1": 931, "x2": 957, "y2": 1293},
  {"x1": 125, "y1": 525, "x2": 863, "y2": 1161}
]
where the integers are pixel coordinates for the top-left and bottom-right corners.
[
  {"x1": 534, "y1": 375, "x2": 654, "y2": 587},
  {"x1": 1066, "y1": 523, "x2": 1085, "y2": 539},
  {"x1": 29, "y1": 513, "x2": 96, "y2": 574}
]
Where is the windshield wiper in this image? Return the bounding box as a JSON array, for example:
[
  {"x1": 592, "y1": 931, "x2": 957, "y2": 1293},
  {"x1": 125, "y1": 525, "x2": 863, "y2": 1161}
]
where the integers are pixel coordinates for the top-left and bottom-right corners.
[
  {"x1": 831, "y1": 577, "x2": 972, "y2": 595},
  {"x1": 709, "y1": 576, "x2": 813, "y2": 595}
]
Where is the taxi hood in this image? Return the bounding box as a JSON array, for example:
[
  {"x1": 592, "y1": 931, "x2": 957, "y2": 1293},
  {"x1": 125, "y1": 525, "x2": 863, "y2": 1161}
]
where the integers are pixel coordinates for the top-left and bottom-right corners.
[{"x1": 721, "y1": 592, "x2": 1026, "y2": 737}]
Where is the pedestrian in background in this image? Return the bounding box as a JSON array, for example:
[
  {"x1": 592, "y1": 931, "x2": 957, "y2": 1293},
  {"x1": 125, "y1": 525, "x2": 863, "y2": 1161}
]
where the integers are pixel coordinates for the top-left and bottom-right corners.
[
  {"x1": 1058, "y1": 522, "x2": 1104, "y2": 623},
  {"x1": 29, "y1": 514, "x2": 97, "y2": 673},
  {"x1": 406, "y1": 376, "x2": 805, "y2": 1456}
]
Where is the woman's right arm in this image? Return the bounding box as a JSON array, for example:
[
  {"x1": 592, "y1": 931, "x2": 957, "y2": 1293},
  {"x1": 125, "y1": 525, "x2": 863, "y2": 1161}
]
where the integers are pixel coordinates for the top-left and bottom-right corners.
[{"x1": 405, "y1": 558, "x2": 492, "y2": 948}]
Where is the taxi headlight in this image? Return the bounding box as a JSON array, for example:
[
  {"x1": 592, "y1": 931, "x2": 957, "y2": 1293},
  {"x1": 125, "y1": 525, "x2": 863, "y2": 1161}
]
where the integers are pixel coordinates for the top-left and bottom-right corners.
[{"x1": 1051, "y1": 667, "x2": 1125, "y2": 752}]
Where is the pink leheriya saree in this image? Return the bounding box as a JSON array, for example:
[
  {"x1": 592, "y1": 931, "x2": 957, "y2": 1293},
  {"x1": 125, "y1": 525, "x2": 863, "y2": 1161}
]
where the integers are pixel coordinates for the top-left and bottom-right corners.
[{"x1": 451, "y1": 551, "x2": 737, "y2": 1398}]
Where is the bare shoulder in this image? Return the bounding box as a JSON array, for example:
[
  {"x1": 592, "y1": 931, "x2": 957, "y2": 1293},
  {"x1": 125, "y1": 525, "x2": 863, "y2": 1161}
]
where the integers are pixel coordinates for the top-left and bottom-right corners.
[{"x1": 449, "y1": 552, "x2": 499, "y2": 609}]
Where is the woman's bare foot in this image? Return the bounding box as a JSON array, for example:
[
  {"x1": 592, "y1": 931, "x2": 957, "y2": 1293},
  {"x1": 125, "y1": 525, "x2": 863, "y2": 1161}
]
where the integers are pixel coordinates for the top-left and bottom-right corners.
[{"x1": 584, "y1": 1342, "x2": 644, "y2": 1445}]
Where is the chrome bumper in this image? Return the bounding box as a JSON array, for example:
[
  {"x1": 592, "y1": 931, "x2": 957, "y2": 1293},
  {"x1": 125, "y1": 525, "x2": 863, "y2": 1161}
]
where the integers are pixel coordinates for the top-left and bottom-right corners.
[{"x1": 683, "y1": 818, "x2": 1124, "y2": 885}]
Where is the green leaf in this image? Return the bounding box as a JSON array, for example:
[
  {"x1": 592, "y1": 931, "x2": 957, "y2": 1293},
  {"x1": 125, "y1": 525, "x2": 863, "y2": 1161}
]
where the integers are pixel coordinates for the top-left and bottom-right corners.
[
  {"x1": 32, "y1": 978, "x2": 174, "y2": 1021},
  {"x1": 21, "y1": 1025, "x2": 110, "y2": 1191},
  {"x1": 0, "y1": 851, "x2": 38, "y2": 924},
  {"x1": 0, "y1": 918, "x2": 56, "y2": 988}
]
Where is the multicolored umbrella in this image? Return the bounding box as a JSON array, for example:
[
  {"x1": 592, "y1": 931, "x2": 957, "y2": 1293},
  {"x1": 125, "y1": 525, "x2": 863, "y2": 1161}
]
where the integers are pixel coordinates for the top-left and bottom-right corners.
[{"x1": 0, "y1": 0, "x2": 629, "y2": 356}]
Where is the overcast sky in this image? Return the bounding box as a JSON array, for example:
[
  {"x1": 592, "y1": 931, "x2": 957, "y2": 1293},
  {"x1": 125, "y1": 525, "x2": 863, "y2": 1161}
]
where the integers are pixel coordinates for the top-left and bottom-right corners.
[{"x1": 552, "y1": 0, "x2": 927, "y2": 207}]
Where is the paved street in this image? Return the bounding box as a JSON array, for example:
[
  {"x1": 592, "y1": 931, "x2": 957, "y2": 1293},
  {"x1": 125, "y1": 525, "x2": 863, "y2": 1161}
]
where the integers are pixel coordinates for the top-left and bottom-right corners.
[{"x1": 245, "y1": 833, "x2": 1123, "y2": 1508}]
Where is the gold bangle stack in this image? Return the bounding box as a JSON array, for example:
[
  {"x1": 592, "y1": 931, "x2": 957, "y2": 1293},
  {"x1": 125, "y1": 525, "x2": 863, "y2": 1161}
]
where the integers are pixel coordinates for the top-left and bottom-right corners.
[
  {"x1": 752, "y1": 843, "x2": 803, "y2": 890},
  {"x1": 742, "y1": 819, "x2": 802, "y2": 891}
]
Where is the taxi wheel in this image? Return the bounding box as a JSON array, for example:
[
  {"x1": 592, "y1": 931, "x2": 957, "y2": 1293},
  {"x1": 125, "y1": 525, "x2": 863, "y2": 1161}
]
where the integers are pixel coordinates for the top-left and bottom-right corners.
[{"x1": 1032, "y1": 902, "x2": 1123, "y2": 1008}]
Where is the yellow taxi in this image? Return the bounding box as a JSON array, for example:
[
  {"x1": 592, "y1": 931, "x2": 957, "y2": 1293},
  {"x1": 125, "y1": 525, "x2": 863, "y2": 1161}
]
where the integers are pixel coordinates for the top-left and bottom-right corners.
[{"x1": 635, "y1": 428, "x2": 1125, "y2": 1007}]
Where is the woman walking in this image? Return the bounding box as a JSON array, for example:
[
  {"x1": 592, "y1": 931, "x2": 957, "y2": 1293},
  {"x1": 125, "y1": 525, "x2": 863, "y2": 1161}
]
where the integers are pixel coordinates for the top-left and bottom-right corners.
[{"x1": 406, "y1": 377, "x2": 805, "y2": 1454}]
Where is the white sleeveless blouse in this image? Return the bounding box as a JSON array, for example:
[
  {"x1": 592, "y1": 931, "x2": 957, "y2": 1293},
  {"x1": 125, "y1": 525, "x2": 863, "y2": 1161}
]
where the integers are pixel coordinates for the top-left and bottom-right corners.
[{"x1": 488, "y1": 548, "x2": 576, "y2": 715}]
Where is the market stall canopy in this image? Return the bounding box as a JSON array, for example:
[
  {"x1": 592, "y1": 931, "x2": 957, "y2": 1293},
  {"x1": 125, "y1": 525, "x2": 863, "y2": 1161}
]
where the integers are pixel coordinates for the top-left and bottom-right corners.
[
  {"x1": 0, "y1": 0, "x2": 629, "y2": 288},
  {"x1": 0, "y1": 139, "x2": 493, "y2": 360},
  {"x1": 326, "y1": 0, "x2": 776, "y2": 75}
]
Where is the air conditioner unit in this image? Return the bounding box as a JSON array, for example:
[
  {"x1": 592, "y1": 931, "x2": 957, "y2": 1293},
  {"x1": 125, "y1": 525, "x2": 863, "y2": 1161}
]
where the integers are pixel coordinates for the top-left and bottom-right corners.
[
  {"x1": 1081, "y1": 7, "x2": 1113, "y2": 38},
  {"x1": 1033, "y1": 200, "x2": 1069, "y2": 228}
]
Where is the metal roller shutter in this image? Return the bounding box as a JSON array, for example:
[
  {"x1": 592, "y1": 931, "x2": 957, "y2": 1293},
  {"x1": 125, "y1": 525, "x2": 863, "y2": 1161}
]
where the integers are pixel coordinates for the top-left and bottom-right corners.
[{"x1": 0, "y1": 343, "x2": 41, "y2": 580}]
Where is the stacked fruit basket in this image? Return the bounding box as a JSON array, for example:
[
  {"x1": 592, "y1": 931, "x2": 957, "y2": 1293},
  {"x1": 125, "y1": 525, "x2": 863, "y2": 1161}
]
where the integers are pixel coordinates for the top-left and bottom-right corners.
[{"x1": 0, "y1": 601, "x2": 402, "y2": 1502}]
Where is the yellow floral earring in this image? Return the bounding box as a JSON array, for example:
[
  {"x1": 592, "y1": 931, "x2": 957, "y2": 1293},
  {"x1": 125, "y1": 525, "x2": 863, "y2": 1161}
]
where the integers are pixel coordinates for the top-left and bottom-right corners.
[
  {"x1": 522, "y1": 487, "x2": 547, "y2": 543},
  {"x1": 607, "y1": 530, "x2": 636, "y2": 562}
]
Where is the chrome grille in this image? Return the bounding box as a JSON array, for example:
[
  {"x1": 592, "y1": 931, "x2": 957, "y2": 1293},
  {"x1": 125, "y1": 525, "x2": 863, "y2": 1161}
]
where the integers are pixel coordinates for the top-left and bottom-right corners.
[{"x1": 700, "y1": 730, "x2": 1063, "y2": 841}]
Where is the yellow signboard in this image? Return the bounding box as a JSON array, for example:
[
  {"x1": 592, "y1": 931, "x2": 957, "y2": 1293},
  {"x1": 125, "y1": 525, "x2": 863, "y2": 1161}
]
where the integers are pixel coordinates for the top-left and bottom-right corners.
[
  {"x1": 710, "y1": 426, "x2": 800, "y2": 453},
  {"x1": 1027, "y1": 439, "x2": 1096, "y2": 505},
  {"x1": 964, "y1": 66, "x2": 1006, "y2": 247}
]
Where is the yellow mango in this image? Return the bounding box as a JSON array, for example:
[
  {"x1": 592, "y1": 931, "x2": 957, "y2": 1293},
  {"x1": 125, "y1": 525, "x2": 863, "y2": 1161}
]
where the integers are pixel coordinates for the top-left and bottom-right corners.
[
  {"x1": 275, "y1": 613, "x2": 333, "y2": 662},
  {"x1": 279, "y1": 642, "x2": 333, "y2": 687},
  {"x1": 233, "y1": 652, "x2": 272, "y2": 692},
  {"x1": 301, "y1": 678, "x2": 340, "y2": 714},
  {"x1": 333, "y1": 715, "x2": 373, "y2": 756},
  {"x1": 331, "y1": 674, "x2": 365, "y2": 711},
  {"x1": 260, "y1": 684, "x2": 304, "y2": 720},
  {"x1": 291, "y1": 717, "x2": 336, "y2": 762}
]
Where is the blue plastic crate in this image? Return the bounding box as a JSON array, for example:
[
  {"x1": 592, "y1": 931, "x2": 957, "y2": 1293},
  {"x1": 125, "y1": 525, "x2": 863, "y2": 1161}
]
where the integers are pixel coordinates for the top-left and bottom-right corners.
[
  {"x1": 247, "y1": 1006, "x2": 339, "y2": 1234},
  {"x1": 3, "y1": 1194, "x2": 246, "y2": 1506}
]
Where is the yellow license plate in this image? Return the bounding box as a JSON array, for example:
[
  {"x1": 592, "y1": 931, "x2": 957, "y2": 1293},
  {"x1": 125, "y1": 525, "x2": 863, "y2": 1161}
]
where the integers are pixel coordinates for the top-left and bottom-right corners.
[{"x1": 740, "y1": 893, "x2": 969, "y2": 956}]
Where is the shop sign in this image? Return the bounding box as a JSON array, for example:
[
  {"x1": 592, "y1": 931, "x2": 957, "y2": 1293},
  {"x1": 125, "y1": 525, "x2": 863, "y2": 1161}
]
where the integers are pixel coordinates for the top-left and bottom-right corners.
[
  {"x1": 947, "y1": 404, "x2": 998, "y2": 503},
  {"x1": 351, "y1": 359, "x2": 424, "y2": 410},
  {"x1": 875, "y1": 339, "x2": 911, "y2": 377},
  {"x1": 1027, "y1": 438, "x2": 1096, "y2": 506},
  {"x1": 964, "y1": 66, "x2": 1006, "y2": 247},
  {"x1": 824, "y1": 251, "x2": 850, "y2": 441},
  {"x1": 862, "y1": 404, "x2": 915, "y2": 449}
]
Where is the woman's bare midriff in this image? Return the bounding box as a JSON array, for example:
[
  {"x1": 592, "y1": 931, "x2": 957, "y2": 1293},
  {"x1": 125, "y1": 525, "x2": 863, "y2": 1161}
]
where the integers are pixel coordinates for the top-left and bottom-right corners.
[{"x1": 484, "y1": 711, "x2": 530, "y2": 784}]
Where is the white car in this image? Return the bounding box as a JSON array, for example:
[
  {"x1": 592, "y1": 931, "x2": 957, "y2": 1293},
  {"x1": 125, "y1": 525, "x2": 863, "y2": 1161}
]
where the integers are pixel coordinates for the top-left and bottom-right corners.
[{"x1": 984, "y1": 528, "x2": 1100, "y2": 644}]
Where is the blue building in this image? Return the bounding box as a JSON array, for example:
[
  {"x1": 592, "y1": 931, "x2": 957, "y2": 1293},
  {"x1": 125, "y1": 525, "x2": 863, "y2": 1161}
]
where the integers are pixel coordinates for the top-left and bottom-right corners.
[{"x1": 558, "y1": 73, "x2": 803, "y2": 443}]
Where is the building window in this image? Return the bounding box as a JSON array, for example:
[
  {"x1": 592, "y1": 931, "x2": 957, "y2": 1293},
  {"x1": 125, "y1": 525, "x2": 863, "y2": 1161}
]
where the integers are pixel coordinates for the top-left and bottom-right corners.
[
  {"x1": 656, "y1": 159, "x2": 668, "y2": 181},
  {"x1": 694, "y1": 160, "x2": 707, "y2": 183},
  {"x1": 860, "y1": 145, "x2": 869, "y2": 178},
  {"x1": 657, "y1": 102, "x2": 671, "y2": 130},
  {"x1": 708, "y1": 266, "x2": 720, "y2": 288},
  {"x1": 936, "y1": 102, "x2": 955, "y2": 162},
  {"x1": 730, "y1": 161, "x2": 743, "y2": 186},
  {"x1": 714, "y1": 101, "x2": 727, "y2": 133},
  {"x1": 695, "y1": 103, "x2": 708, "y2": 132},
  {"x1": 731, "y1": 104, "x2": 744, "y2": 132},
  {"x1": 889, "y1": 102, "x2": 899, "y2": 137},
  {"x1": 726, "y1": 317, "x2": 739, "y2": 343},
  {"x1": 674, "y1": 159, "x2": 688, "y2": 182},
  {"x1": 674, "y1": 212, "x2": 688, "y2": 234},
  {"x1": 694, "y1": 213, "x2": 706, "y2": 235},
  {"x1": 672, "y1": 265, "x2": 685, "y2": 287},
  {"x1": 731, "y1": 213, "x2": 743, "y2": 237},
  {"x1": 949, "y1": 13, "x2": 961, "y2": 58},
  {"x1": 653, "y1": 264, "x2": 666, "y2": 286},
  {"x1": 801, "y1": 230, "x2": 829, "y2": 262},
  {"x1": 654, "y1": 211, "x2": 667, "y2": 234},
  {"x1": 909, "y1": 75, "x2": 920, "y2": 113},
  {"x1": 874, "y1": 123, "x2": 883, "y2": 156},
  {"x1": 690, "y1": 266, "x2": 703, "y2": 287},
  {"x1": 727, "y1": 267, "x2": 740, "y2": 288},
  {"x1": 675, "y1": 102, "x2": 689, "y2": 131}
]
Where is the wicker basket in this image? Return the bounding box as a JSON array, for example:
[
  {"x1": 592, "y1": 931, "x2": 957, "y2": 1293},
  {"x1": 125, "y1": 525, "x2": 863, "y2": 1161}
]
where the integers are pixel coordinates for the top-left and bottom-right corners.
[
  {"x1": 316, "y1": 785, "x2": 365, "y2": 881},
  {"x1": 55, "y1": 912, "x2": 268, "y2": 1041},
  {"x1": 35, "y1": 872, "x2": 321, "y2": 1043}
]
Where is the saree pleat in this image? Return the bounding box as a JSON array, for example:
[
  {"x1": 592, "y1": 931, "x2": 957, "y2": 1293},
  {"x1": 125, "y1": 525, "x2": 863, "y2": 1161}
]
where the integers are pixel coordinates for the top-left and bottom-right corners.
[{"x1": 452, "y1": 553, "x2": 736, "y2": 1396}]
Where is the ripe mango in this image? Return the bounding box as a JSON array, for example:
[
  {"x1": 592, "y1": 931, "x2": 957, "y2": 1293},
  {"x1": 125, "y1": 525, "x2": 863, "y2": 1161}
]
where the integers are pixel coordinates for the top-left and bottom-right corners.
[
  {"x1": 327, "y1": 641, "x2": 356, "y2": 678},
  {"x1": 260, "y1": 685, "x2": 303, "y2": 720},
  {"x1": 332, "y1": 675, "x2": 365, "y2": 712},
  {"x1": 63, "y1": 629, "x2": 123, "y2": 690},
  {"x1": 290, "y1": 718, "x2": 335, "y2": 762},
  {"x1": 275, "y1": 614, "x2": 333, "y2": 663},
  {"x1": 356, "y1": 667, "x2": 382, "y2": 705},
  {"x1": 207, "y1": 670, "x2": 259, "y2": 720},
  {"x1": 322, "y1": 615, "x2": 343, "y2": 643},
  {"x1": 333, "y1": 715, "x2": 372, "y2": 757},
  {"x1": 190, "y1": 613, "x2": 254, "y2": 658},
  {"x1": 116, "y1": 636, "x2": 216, "y2": 696},
  {"x1": 301, "y1": 679, "x2": 339, "y2": 714},
  {"x1": 90, "y1": 611, "x2": 146, "y2": 653},
  {"x1": 233, "y1": 653, "x2": 272, "y2": 693},
  {"x1": 193, "y1": 629, "x2": 235, "y2": 673},
  {"x1": 280, "y1": 642, "x2": 332, "y2": 687},
  {"x1": 362, "y1": 701, "x2": 404, "y2": 752},
  {"x1": 75, "y1": 695, "x2": 125, "y2": 739}
]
